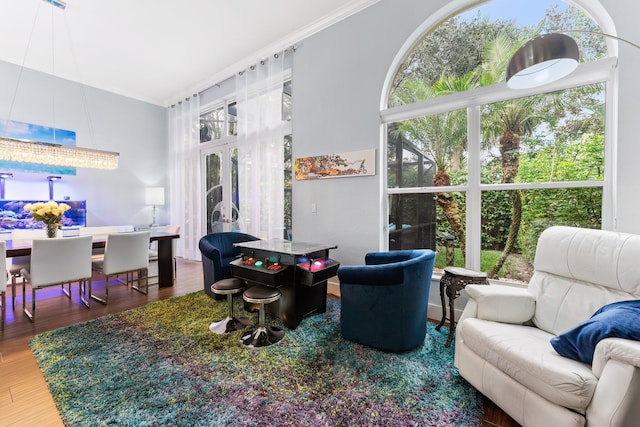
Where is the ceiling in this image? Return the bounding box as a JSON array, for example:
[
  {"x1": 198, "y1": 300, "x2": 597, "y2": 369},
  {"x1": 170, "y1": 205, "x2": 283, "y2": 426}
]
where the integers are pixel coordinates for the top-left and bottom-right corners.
[{"x1": 0, "y1": 0, "x2": 379, "y2": 106}]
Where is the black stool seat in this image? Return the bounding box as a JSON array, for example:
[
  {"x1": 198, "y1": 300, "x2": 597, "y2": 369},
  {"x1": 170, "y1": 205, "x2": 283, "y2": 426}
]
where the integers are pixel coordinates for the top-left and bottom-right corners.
[
  {"x1": 209, "y1": 278, "x2": 250, "y2": 334},
  {"x1": 243, "y1": 285, "x2": 281, "y2": 305},
  {"x1": 211, "y1": 278, "x2": 245, "y2": 295},
  {"x1": 241, "y1": 285, "x2": 284, "y2": 348}
]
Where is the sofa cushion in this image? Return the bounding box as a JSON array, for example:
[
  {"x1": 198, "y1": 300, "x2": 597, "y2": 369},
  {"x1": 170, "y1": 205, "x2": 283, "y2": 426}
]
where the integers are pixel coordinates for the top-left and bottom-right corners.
[
  {"x1": 460, "y1": 318, "x2": 597, "y2": 412},
  {"x1": 550, "y1": 300, "x2": 640, "y2": 364}
]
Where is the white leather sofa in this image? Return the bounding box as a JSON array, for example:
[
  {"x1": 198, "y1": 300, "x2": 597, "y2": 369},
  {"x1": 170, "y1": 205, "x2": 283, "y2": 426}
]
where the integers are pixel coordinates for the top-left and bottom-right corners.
[{"x1": 455, "y1": 226, "x2": 640, "y2": 427}]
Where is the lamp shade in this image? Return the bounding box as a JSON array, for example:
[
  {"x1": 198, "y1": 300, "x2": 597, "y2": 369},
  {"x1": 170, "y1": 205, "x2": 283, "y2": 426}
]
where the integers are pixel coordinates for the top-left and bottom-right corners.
[
  {"x1": 506, "y1": 33, "x2": 580, "y2": 89},
  {"x1": 145, "y1": 187, "x2": 165, "y2": 206}
]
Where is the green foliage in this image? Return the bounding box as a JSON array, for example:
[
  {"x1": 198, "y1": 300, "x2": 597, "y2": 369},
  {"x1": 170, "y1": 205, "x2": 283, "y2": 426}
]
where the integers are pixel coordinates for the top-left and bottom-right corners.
[
  {"x1": 388, "y1": 3, "x2": 607, "y2": 280},
  {"x1": 481, "y1": 190, "x2": 512, "y2": 250},
  {"x1": 390, "y1": 15, "x2": 519, "y2": 106},
  {"x1": 435, "y1": 245, "x2": 505, "y2": 276}
]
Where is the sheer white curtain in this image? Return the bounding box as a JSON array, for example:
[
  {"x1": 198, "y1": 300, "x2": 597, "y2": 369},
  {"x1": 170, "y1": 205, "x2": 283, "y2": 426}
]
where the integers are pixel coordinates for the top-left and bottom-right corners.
[
  {"x1": 236, "y1": 52, "x2": 286, "y2": 240},
  {"x1": 168, "y1": 95, "x2": 203, "y2": 261}
]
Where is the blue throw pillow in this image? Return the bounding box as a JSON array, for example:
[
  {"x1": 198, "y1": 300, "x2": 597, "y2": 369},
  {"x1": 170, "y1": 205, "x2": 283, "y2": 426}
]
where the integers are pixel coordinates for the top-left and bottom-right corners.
[{"x1": 550, "y1": 300, "x2": 640, "y2": 364}]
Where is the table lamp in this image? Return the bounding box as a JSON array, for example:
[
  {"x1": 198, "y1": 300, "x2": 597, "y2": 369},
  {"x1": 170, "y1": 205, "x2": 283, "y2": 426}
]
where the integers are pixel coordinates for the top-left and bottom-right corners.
[{"x1": 145, "y1": 187, "x2": 165, "y2": 227}]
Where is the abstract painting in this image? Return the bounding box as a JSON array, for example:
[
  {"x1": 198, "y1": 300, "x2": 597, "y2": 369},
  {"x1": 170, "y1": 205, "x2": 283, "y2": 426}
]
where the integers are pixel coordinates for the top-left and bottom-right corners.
[{"x1": 294, "y1": 149, "x2": 375, "y2": 180}]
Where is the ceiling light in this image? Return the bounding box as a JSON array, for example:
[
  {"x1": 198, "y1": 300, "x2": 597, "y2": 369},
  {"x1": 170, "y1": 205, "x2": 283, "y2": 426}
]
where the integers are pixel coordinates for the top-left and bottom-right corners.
[
  {"x1": 0, "y1": 137, "x2": 118, "y2": 170},
  {"x1": 1, "y1": 0, "x2": 119, "y2": 170}
]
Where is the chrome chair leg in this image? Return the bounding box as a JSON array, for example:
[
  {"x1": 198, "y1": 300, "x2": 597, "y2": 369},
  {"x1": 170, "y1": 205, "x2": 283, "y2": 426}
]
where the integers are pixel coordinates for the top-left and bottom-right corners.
[
  {"x1": 11, "y1": 274, "x2": 23, "y2": 310},
  {"x1": 79, "y1": 278, "x2": 92, "y2": 308},
  {"x1": 91, "y1": 276, "x2": 109, "y2": 305},
  {"x1": 132, "y1": 268, "x2": 148, "y2": 295},
  {"x1": 23, "y1": 284, "x2": 36, "y2": 322},
  {"x1": 61, "y1": 281, "x2": 72, "y2": 298}
]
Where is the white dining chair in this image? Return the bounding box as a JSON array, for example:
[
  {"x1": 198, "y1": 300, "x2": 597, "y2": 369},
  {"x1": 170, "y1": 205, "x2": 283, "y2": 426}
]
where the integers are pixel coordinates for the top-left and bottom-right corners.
[
  {"x1": 20, "y1": 235, "x2": 93, "y2": 322},
  {"x1": 8, "y1": 255, "x2": 29, "y2": 310},
  {"x1": 91, "y1": 231, "x2": 151, "y2": 304},
  {"x1": 80, "y1": 225, "x2": 134, "y2": 262},
  {"x1": 1, "y1": 241, "x2": 7, "y2": 320},
  {"x1": 10, "y1": 229, "x2": 46, "y2": 310}
]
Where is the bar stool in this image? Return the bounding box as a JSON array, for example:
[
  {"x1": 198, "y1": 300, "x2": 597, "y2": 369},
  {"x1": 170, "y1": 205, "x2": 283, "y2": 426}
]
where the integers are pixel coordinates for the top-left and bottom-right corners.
[
  {"x1": 209, "y1": 278, "x2": 250, "y2": 334},
  {"x1": 241, "y1": 285, "x2": 284, "y2": 348}
]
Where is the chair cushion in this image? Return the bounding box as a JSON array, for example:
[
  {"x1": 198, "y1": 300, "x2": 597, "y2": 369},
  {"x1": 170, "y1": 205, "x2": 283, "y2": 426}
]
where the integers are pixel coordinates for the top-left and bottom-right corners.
[
  {"x1": 460, "y1": 318, "x2": 597, "y2": 412},
  {"x1": 550, "y1": 300, "x2": 640, "y2": 364}
]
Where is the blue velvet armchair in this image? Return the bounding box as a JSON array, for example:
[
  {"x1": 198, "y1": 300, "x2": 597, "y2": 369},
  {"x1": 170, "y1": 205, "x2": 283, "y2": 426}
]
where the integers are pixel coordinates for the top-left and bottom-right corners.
[
  {"x1": 337, "y1": 249, "x2": 436, "y2": 352},
  {"x1": 198, "y1": 232, "x2": 260, "y2": 300}
]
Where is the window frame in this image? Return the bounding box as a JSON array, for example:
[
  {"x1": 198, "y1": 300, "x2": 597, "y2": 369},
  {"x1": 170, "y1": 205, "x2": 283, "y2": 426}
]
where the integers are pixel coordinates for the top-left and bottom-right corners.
[{"x1": 381, "y1": 56, "x2": 618, "y2": 272}]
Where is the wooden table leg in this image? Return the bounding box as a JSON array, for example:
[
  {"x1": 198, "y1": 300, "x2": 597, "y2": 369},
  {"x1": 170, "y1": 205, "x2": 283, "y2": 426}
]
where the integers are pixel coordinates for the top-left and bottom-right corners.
[{"x1": 157, "y1": 238, "x2": 174, "y2": 287}]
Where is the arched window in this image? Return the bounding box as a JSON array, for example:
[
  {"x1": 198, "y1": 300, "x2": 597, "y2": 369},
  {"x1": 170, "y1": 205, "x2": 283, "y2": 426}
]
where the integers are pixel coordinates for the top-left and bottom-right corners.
[{"x1": 382, "y1": 0, "x2": 615, "y2": 283}]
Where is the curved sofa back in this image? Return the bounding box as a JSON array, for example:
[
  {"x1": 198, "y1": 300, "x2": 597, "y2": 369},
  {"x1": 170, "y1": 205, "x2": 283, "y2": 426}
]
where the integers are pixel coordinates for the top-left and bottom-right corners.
[{"x1": 530, "y1": 226, "x2": 640, "y2": 334}]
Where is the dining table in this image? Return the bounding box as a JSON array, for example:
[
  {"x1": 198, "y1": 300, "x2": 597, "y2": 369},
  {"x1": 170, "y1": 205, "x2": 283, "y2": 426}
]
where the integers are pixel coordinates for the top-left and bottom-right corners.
[{"x1": 4, "y1": 230, "x2": 180, "y2": 288}]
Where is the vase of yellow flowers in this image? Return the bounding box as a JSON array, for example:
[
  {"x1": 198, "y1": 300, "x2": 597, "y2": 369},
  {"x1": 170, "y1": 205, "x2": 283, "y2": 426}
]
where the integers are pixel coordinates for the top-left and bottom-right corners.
[{"x1": 24, "y1": 201, "x2": 71, "y2": 238}]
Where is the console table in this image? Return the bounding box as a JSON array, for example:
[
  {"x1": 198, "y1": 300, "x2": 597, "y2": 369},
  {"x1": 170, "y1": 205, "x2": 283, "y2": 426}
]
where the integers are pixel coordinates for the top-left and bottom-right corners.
[{"x1": 230, "y1": 239, "x2": 339, "y2": 329}]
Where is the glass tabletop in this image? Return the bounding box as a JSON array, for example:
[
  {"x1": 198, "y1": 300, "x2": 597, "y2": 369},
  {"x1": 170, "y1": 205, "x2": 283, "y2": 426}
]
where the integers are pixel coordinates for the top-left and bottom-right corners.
[{"x1": 234, "y1": 238, "x2": 337, "y2": 256}]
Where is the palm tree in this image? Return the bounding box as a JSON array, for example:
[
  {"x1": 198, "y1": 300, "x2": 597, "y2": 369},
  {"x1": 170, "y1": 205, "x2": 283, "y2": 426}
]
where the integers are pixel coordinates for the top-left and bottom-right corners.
[{"x1": 478, "y1": 33, "x2": 546, "y2": 277}]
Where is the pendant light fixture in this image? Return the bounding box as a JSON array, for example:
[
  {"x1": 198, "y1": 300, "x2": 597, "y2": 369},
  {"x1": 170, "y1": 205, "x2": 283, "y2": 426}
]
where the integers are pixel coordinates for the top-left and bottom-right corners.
[{"x1": 0, "y1": 0, "x2": 119, "y2": 170}]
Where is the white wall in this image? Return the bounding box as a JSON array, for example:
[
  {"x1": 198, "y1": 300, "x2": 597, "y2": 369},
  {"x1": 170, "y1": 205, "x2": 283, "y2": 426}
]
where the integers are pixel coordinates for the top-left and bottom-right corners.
[
  {"x1": 0, "y1": 60, "x2": 168, "y2": 228},
  {"x1": 292, "y1": 0, "x2": 445, "y2": 266},
  {"x1": 291, "y1": 0, "x2": 640, "y2": 316},
  {"x1": 602, "y1": 0, "x2": 640, "y2": 234},
  {"x1": 293, "y1": 0, "x2": 640, "y2": 263}
]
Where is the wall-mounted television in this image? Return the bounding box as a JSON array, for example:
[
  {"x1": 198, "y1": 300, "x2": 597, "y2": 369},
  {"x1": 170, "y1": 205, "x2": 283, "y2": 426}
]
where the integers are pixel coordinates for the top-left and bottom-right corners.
[{"x1": 0, "y1": 200, "x2": 86, "y2": 231}]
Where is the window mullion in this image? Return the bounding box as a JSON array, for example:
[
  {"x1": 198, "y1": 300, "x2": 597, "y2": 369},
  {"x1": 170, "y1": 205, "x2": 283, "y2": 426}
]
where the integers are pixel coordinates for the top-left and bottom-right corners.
[
  {"x1": 466, "y1": 105, "x2": 482, "y2": 271},
  {"x1": 603, "y1": 72, "x2": 617, "y2": 230}
]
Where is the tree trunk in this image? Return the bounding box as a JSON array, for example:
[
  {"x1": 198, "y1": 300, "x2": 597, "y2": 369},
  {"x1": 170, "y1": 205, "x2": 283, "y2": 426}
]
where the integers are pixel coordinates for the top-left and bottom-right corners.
[
  {"x1": 488, "y1": 189, "x2": 521, "y2": 278},
  {"x1": 488, "y1": 129, "x2": 521, "y2": 278},
  {"x1": 436, "y1": 192, "x2": 466, "y2": 259},
  {"x1": 433, "y1": 168, "x2": 465, "y2": 260}
]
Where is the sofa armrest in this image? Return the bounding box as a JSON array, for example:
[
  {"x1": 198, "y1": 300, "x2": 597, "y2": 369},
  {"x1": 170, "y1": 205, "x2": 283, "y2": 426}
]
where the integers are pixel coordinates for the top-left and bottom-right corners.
[
  {"x1": 592, "y1": 338, "x2": 640, "y2": 378},
  {"x1": 465, "y1": 284, "x2": 535, "y2": 324}
]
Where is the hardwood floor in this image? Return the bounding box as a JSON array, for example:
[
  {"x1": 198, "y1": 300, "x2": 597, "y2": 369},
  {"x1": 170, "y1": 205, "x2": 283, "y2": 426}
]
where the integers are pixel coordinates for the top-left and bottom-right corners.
[{"x1": 0, "y1": 259, "x2": 519, "y2": 427}]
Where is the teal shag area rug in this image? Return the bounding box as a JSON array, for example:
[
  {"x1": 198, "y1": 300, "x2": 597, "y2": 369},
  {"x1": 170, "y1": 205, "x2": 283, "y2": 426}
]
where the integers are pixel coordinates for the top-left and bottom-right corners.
[{"x1": 30, "y1": 291, "x2": 482, "y2": 426}]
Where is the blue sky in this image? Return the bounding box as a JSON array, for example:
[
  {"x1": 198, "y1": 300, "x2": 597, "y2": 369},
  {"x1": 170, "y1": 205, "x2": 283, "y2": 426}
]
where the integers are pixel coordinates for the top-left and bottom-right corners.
[
  {"x1": 0, "y1": 119, "x2": 75, "y2": 146},
  {"x1": 460, "y1": 0, "x2": 568, "y2": 27},
  {"x1": 0, "y1": 118, "x2": 76, "y2": 174}
]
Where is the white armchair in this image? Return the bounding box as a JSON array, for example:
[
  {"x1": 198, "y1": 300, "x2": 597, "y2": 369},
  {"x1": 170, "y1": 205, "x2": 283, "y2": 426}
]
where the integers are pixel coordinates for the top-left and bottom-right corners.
[{"x1": 455, "y1": 226, "x2": 640, "y2": 427}]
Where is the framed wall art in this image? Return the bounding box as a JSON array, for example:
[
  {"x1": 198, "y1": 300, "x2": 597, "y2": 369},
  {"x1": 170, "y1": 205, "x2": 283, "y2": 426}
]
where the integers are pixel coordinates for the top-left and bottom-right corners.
[{"x1": 294, "y1": 149, "x2": 375, "y2": 180}]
